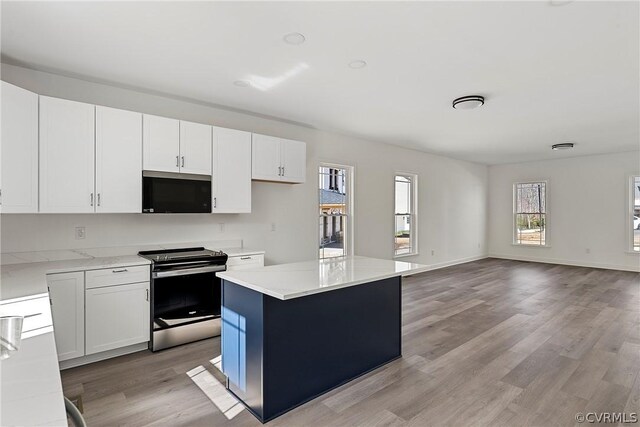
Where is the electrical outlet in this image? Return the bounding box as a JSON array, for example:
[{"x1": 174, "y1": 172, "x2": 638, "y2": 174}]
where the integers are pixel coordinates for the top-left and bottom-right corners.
[
  {"x1": 271, "y1": 223, "x2": 276, "y2": 232},
  {"x1": 75, "y1": 227, "x2": 86, "y2": 240},
  {"x1": 585, "y1": 248, "x2": 591, "y2": 254},
  {"x1": 431, "y1": 250, "x2": 435, "y2": 256},
  {"x1": 219, "y1": 223, "x2": 225, "y2": 232}
]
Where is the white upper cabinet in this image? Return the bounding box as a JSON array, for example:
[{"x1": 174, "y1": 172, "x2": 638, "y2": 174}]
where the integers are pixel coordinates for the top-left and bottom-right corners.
[
  {"x1": 280, "y1": 139, "x2": 306, "y2": 183},
  {"x1": 143, "y1": 115, "x2": 212, "y2": 176},
  {"x1": 251, "y1": 134, "x2": 283, "y2": 181},
  {"x1": 180, "y1": 121, "x2": 212, "y2": 175},
  {"x1": 212, "y1": 127, "x2": 252, "y2": 213},
  {"x1": 96, "y1": 106, "x2": 142, "y2": 213},
  {"x1": 251, "y1": 133, "x2": 306, "y2": 183},
  {"x1": 0, "y1": 81, "x2": 39, "y2": 213},
  {"x1": 39, "y1": 96, "x2": 95, "y2": 213},
  {"x1": 143, "y1": 114, "x2": 180, "y2": 173}
]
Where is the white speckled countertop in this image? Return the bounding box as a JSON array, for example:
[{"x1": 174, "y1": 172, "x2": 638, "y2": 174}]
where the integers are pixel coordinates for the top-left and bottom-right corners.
[
  {"x1": 0, "y1": 243, "x2": 264, "y2": 301},
  {"x1": 217, "y1": 256, "x2": 429, "y2": 300}
]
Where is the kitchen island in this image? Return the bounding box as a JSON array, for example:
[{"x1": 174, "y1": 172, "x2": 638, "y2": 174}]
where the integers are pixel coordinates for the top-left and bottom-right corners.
[{"x1": 216, "y1": 256, "x2": 428, "y2": 423}]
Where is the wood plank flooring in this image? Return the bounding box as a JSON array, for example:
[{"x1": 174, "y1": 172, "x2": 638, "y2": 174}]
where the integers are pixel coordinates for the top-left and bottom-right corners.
[{"x1": 61, "y1": 258, "x2": 640, "y2": 426}]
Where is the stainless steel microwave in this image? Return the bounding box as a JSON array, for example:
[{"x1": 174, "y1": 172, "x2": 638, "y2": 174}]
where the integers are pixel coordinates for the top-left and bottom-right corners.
[{"x1": 142, "y1": 172, "x2": 211, "y2": 213}]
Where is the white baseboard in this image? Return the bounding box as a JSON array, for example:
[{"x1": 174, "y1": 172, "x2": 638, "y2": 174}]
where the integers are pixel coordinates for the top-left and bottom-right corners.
[
  {"x1": 59, "y1": 342, "x2": 149, "y2": 370},
  {"x1": 489, "y1": 253, "x2": 640, "y2": 273}
]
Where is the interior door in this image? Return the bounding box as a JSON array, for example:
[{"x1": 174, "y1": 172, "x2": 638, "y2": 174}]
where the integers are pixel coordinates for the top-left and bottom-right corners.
[
  {"x1": 212, "y1": 127, "x2": 252, "y2": 213},
  {"x1": 0, "y1": 81, "x2": 39, "y2": 213},
  {"x1": 179, "y1": 121, "x2": 212, "y2": 175},
  {"x1": 280, "y1": 139, "x2": 306, "y2": 183},
  {"x1": 47, "y1": 272, "x2": 85, "y2": 361},
  {"x1": 39, "y1": 96, "x2": 95, "y2": 213},
  {"x1": 142, "y1": 114, "x2": 180, "y2": 173},
  {"x1": 251, "y1": 133, "x2": 282, "y2": 181},
  {"x1": 96, "y1": 106, "x2": 142, "y2": 213}
]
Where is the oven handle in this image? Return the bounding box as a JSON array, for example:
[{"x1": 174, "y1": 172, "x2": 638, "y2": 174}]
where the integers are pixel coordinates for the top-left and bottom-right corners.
[{"x1": 152, "y1": 265, "x2": 226, "y2": 278}]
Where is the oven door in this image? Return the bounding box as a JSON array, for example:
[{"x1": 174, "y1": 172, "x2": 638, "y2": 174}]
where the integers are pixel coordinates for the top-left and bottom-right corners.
[{"x1": 150, "y1": 264, "x2": 225, "y2": 351}]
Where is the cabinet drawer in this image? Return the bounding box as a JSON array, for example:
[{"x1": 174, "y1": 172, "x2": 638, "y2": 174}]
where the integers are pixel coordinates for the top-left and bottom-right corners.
[
  {"x1": 86, "y1": 265, "x2": 150, "y2": 289},
  {"x1": 226, "y1": 254, "x2": 264, "y2": 271},
  {"x1": 0, "y1": 295, "x2": 53, "y2": 335}
]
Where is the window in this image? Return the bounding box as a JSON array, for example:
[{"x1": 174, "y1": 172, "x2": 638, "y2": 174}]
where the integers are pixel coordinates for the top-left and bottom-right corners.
[
  {"x1": 395, "y1": 174, "x2": 417, "y2": 256},
  {"x1": 514, "y1": 182, "x2": 547, "y2": 246},
  {"x1": 319, "y1": 165, "x2": 352, "y2": 259},
  {"x1": 631, "y1": 176, "x2": 640, "y2": 252}
]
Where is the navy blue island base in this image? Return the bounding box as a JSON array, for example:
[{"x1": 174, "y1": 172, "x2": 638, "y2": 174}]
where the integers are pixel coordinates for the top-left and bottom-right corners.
[{"x1": 220, "y1": 276, "x2": 402, "y2": 423}]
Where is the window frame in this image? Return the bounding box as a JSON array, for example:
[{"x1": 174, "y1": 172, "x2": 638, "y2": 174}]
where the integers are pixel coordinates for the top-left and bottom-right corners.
[
  {"x1": 394, "y1": 172, "x2": 419, "y2": 258},
  {"x1": 512, "y1": 180, "x2": 550, "y2": 247},
  {"x1": 318, "y1": 162, "x2": 354, "y2": 260},
  {"x1": 628, "y1": 174, "x2": 640, "y2": 253}
]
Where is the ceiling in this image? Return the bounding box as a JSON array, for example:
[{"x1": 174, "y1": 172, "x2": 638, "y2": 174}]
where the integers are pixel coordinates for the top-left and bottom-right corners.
[{"x1": 2, "y1": 1, "x2": 638, "y2": 165}]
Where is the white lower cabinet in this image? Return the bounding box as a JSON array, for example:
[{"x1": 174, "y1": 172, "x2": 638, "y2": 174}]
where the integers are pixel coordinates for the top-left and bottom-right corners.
[
  {"x1": 47, "y1": 265, "x2": 150, "y2": 364},
  {"x1": 47, "y1": 272, "x2": 85, "y2": 362},
  {"x1": 226, "y1": 254, "x2": 265, "y2": 271},
  {"x1": 85, "y1": 281, "x2": 150, "y2": 355}
]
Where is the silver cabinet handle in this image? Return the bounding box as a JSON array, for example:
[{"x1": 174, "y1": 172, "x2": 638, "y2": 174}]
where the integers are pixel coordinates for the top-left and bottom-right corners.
[
  {"x1": 278, "y1": 166, "x2": 282, "y2": 176},
  {"x1": 240, "y1": 256, "x2": 252, "y2": 260},
  {"x1": 282, "y1": 166, "x2": 285, "y2": 176},
  {"x1": 90, "y1": 193, "x2": 94, "y2": 206},
  {"x1": 181, "y1": 156, "x2": 185, "y2": 167},
  {"x1": 112, "y1": 268, "x2": 128, "y2": 273},
  {"x1": 213, "y1": 197, "x2": 217, "y2": 208},
  {"x1": 146, "y1": 289, "x2": 149, "y2": 301},
  {"x1": 97, "y1": 193, "x2": 101, "y2": 206},
  {"x1": 176, "y1": 155, "x2": 179, "y2": 167}
]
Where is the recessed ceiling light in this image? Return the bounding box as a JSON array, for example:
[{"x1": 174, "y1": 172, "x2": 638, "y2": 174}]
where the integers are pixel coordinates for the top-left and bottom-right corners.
[
  {"x1": 283, "y1": 33, "x2": 306, "y2": 45},
  {"x1": 452, "y1": 95, "x2": 485, "y2": 110},
  {"x1": 552, "y1": 143, "x2": 575, "y2": 150},
  {"x1": 348, "y1": 60, "x2": 367, "y2": 69},
  {"x1": 233, "y1": 80, "x2": 250, "y2": 87}
]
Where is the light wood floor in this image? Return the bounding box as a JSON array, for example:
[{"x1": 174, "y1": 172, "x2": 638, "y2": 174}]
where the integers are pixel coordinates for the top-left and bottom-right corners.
[{"x1": 61, "y1": 258, "x2": 640, "y2": 426}]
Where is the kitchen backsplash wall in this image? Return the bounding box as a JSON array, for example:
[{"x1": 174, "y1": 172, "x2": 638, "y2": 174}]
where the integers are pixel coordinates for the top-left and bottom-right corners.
[{"x1": 1, "y1": 63, "x2": 489, "y2": 267}]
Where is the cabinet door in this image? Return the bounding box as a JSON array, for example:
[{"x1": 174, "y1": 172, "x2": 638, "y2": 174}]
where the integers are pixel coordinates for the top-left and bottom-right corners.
[
  {"x1": 281, "y1": 139, "x2": 306, "y2": 183},
  {"x1": 47, "y1": 272, "x2": 85, "y2": 361},
  {"x1": 180, "y1": 121, "x2": 212, "y2": 175},
  {"x1": 85, "y1": 282, "x2": 150, "y2": 355},
  {"x1": 39, "y1": 96, "x2": 95, "y2": 213},
  {"x1": 96, "y1": 106, "x2": 142, "y2": 213},
  {"x1": 212, "y1": 127, "x2": 252, "y2": 213},
  {"x1": 251, "y1": 133, "x2": 282, "y2": 181},
  {"x1": 142, "y1": 114, "x2": 179, "y2": 173},
  {"x1": 0, "y1": 82, "x2": 39, "y2": 213}
]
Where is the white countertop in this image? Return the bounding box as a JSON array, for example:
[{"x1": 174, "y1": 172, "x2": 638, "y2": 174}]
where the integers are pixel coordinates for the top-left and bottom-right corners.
[
  {"x1": 217, "y1": 256, "x2": 428, "y2": 300},
  {"x1": 0, "y1": 294, "x2": 67, "y2": 427},
  {"x1": 0, "y1": 245, "x2": 264, "y2": 301},
  {"x1": 1, "y1": 255, "x2": 151, "y2": 301}
]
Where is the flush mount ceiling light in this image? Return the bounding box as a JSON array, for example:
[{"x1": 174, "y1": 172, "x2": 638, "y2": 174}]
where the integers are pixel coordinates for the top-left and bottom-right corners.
[
  {"x1": 549, "y1": 0, "x2": 574, "y2": 6},
  {"x1": 452, "y1": 95, "x2": 484, "y2": 110},
  {"x1": 233, "y1": 80, "x2": 250, "y2": 87},
  {"x1": 283, "y1": 32, "x2": 306, "y2": 45},
  {"x1": 552, "y1": 142, "x2": 575, "y2": 150},
  {"x1": 348, "y1": 60, "x2": 367, "y2": 69}
]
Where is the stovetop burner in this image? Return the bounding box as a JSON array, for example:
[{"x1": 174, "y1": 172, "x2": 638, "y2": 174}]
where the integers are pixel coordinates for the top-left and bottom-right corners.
[{"x1": 138, "y1": 247, "x2": 227, "y2": 265}]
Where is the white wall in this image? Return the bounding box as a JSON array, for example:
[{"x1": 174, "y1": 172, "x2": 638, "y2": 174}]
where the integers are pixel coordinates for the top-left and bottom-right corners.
[
  {"x1": 488, "y1": 151, "x2": 640, "y2": 272},
  {"x1": 0, "y1": 63, "x2": 488, "y2": 267}
]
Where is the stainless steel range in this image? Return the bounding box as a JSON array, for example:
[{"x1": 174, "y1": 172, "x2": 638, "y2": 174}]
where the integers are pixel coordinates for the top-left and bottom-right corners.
[{"x1": 138, "y1": 247, "x2": 228, "y2": 351}]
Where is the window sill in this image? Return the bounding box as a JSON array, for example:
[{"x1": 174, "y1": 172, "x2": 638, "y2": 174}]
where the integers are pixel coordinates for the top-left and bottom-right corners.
[
  {"x1": 511, "y1": 244, "x2": 552, "y2": 249},
  {"x1": 394, "y1": 252, "x2": 419, "y2": 259},
  {"x1": 625, "y1": 250, "x2": 640, "y2": 255}
]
